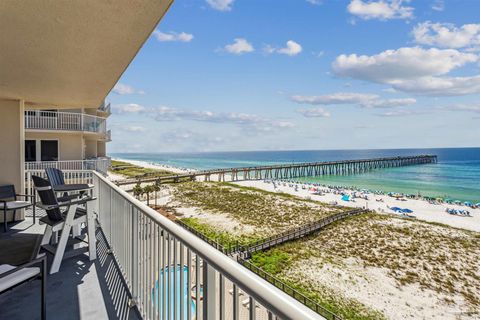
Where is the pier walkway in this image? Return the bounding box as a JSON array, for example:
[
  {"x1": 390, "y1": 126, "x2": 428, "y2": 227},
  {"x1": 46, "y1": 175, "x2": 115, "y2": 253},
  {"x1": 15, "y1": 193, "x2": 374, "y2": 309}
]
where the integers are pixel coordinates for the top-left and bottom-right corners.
[{"x1": 116, "y1": 155, "x2": 437, "y2": 186}]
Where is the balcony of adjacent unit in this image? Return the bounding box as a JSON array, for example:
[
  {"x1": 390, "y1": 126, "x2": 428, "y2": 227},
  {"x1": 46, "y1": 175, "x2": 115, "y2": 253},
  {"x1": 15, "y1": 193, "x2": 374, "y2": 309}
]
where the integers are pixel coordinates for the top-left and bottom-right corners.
[{"x1": 24, "y1": 110, "x2": 108, "y2": 139}]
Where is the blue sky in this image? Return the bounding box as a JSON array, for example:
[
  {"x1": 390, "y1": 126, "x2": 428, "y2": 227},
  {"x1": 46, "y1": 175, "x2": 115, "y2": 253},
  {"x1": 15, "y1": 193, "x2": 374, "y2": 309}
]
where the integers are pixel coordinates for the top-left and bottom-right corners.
[{"x1": 107, "y1": 0, "x2": 480, "y2": 153}]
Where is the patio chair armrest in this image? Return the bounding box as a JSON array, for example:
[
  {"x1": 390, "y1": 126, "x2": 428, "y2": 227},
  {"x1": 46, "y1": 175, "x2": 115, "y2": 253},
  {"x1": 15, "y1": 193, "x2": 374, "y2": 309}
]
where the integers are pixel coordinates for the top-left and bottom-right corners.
[
  {"x1": 15, "y1": 194, "x2": 35, "y2": 199},
  {"x1": 57, "y1": 196, "x2": 97, "y2": 207},
  {"x1": 0, "y1": 255, "x2": 47, "y2": 279}
]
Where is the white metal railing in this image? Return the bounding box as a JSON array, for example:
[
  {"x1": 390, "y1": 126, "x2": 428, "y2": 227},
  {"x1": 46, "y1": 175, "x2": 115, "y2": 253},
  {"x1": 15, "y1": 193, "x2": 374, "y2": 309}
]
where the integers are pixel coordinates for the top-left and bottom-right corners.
[
  {"x1": 25, "y1": 111, "x2": 107, "y2": 134},
  {"x1": 92, "y1": 171, "x2": 324, "y2": 320},
  {"x1": 25, "y1": 158, "x2": 111, "y2": 175},
  {"x1": 25, "y1": 170, "x2": 94, "y2": 203}
]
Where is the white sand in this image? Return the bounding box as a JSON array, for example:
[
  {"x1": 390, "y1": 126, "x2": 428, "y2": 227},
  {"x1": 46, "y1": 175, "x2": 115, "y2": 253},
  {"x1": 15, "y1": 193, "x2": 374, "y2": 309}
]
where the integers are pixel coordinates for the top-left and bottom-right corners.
[
  {"x1": 109, "y1": 160, "x2": 480, "y2": 232},
  {"x1": 287, "y1": 258, "x2": 468, "y2": 320},
  {"x1": 233, "y1": 180, "x2": 480, "y2": 232}
]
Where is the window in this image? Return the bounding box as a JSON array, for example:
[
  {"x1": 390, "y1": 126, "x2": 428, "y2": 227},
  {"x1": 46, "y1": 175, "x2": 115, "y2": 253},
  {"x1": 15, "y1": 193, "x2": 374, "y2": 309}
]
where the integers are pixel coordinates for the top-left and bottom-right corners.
[
  {"x1": 25, "y1": 140, "x2": 36, "y2": 162},
  {"x1": 40, "y1": 140, "x2": 58, "y2": 161}
]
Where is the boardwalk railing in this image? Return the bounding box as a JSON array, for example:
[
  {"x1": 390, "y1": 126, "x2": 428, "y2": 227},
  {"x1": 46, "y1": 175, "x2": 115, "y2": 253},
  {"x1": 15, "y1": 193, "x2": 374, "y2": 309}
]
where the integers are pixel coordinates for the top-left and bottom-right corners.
[
  {"x1": 25, "y1": 110, "x2": 107, "y2": 134},
  {"x1": 92, "y1": 171, "x2": 324, "y2": 320},
  {"x1": 238, "y1": 257, "x2": 342, "y2": 320},
  {"x1": 116, "y1": 155, "x2": 437, "y2": 186},
  {"x1": 25, "y1": 157, "x2": 111, "y2": 175},
  {"x1": 240, "y1": 209, "x2": 366, "y2": 258},
  {"x1": 176, "y1": 220, "x2": 239, "y2": 255}
]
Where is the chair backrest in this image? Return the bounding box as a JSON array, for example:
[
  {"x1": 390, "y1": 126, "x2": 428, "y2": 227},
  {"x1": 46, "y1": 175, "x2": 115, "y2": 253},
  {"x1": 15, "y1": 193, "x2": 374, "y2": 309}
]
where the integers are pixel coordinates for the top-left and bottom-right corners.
[
  {"x1": 45, "y1": 168, "x2": 65, "y2": 186},
  {"x1": 32, "y1": 176, "x2": 63, "y2": 221},
  {"x1": 0, "y1": 185, "x2": 15, "y2": 200}
]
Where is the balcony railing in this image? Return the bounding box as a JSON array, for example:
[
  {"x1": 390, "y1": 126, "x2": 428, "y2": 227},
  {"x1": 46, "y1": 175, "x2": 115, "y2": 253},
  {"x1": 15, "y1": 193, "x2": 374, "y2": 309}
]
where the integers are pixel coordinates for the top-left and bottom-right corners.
[
  {"x1": 25, "y1": 111, "x2": 107, "y2": 134},
  {"x1": 23, "y1": 169, "x2": 324, "y2": 319},
  {"x1": 24, "y1": 157, "x2": 111, "y2": 175}
]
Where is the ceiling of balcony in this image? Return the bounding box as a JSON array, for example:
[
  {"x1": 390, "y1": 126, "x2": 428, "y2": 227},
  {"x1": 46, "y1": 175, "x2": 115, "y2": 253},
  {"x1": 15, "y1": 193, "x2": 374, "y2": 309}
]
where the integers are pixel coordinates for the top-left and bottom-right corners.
[{"x1": 0, "y1": 0, "x2": 172, "y2": 108}]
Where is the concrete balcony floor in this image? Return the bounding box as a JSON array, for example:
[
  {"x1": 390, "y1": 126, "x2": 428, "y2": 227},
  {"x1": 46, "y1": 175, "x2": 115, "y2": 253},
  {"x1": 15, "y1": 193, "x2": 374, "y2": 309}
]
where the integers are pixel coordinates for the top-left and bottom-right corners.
[{"x1": 0, "y1": 212, "x2": 140, "y2": 320}]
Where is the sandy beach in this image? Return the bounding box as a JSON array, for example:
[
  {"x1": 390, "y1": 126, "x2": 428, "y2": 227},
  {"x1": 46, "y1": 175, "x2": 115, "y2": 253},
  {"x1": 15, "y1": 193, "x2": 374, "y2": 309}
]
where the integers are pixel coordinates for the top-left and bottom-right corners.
[{"x1": 109, "y1": 159, "x2": 480, "y2": 233}]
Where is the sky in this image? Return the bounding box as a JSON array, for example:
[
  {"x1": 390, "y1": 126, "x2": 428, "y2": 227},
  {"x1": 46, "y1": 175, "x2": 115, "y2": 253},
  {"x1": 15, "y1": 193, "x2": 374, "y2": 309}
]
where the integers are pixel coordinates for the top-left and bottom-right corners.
[{"x1": 107, "y1": 0, "x2": 480, "y2": 153}]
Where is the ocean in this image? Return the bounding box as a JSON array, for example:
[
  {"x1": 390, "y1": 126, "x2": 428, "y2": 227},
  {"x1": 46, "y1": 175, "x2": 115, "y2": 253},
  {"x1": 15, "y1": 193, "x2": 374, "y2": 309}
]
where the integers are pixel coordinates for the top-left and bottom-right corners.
[{"x1": 111, "y1": 147, "x2": 480, "y2": 203}]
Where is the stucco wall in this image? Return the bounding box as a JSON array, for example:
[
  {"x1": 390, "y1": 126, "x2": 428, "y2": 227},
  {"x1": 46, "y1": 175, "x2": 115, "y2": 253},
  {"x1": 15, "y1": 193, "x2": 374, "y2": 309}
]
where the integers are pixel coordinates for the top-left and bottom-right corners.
[
  {"x1": 0, "y1": 99, "x2": 24, "y2": 222},
  {"x1": 85, "y1": 140, "x2": 98, "y2": 158},
  {"x1": 24, "y1": 132, "x2": 83, "y2": 161}
]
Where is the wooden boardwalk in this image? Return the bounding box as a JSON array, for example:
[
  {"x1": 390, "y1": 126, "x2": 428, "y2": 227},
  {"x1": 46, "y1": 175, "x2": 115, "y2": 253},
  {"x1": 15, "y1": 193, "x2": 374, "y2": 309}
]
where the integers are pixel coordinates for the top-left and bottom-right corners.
[
  {"x1": 239, "y1": 209, "x2": 366, "y2": 258},
  {"x1": 116, "y1": 154, "x2": 437, "y2": 186}
]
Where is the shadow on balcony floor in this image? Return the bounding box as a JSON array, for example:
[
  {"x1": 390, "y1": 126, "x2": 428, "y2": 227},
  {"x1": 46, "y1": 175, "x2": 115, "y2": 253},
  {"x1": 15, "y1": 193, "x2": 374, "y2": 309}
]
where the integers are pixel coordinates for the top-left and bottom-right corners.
[{"x1": 0, "y1": 217, "x2": 140, "y2": 320}]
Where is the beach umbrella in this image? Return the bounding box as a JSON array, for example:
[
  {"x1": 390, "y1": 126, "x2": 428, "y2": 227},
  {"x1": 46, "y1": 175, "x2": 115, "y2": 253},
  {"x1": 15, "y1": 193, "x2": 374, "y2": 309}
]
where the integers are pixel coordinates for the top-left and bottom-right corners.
[
  {"x1": 390, "y1": 207, "x2": 402, "y2": 212},
  {"x1": 464, "y1": 201, "x2": 472, "y2": 206},
  {"x1": 454, "y1": 200, "x2": 461, "y2": 204},
  {"x1": 401, "y1": 208, "x2": 413, "y2": 213},
  {"x1": 475, "y1": 203, "x2": 480, "y2": 207},
  {"x1": 341, "y1": 195, "x2": 350, "y2": 201}
]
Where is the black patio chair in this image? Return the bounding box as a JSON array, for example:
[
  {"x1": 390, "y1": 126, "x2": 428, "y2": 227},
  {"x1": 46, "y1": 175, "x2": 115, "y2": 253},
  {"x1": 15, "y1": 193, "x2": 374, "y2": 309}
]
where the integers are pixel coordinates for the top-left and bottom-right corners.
[
  {"x1": 0, "y1": 246, "x2": 47, "y2": 319},
  {"x1": 32, "y1": 176, "x2": 96, "y2": 274},
  {"x1": 0, "y1": 185, "x2": 36, "y2": 232},
  {"x1": 45, "y1": 168, "x2": 80, "y2": 202}
]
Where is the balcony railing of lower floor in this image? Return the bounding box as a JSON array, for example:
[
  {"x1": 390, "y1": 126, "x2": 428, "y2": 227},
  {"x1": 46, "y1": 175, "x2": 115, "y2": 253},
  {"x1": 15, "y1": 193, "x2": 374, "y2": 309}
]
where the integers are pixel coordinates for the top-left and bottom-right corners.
[
  {"x1": 24, "y1": 158, "x2": 111, "y2": 175},
  {"x1": 21, "y1": 170, "x2": 325, "y2": 319}
]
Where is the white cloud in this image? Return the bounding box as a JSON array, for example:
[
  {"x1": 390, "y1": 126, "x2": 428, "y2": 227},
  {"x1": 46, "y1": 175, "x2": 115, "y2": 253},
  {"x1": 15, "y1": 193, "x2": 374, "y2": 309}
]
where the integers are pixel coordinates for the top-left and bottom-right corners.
[
  {"x1": 153, "y1": 30, "x2": 194, "y2": 42},
  {"x1": 362, "y1": 98, "x2": 416, "y2": 108},
  {"x1": 124, "y1": 126, "x2": 146, "y2": 133},
  {"x1": 112, "y1": 83, "x2": 145, "y2": 95},
  {"x1": 412, "y1": 22, "x2": 480, "y2": 49},
  {"x1": 306, "y1": 0, "x2": 322, "y2": 5},
  {"x1": 206, "y1": 0, "x2": 234, "y2": 11},
  {"x1": 292, "y1": 92, "x2": 379, "y2": 105},
  {"x1": 347, "y1": 0, "x2": 414, "y2": 21},
  {"x1": 291, "y1": 92, "x2": 416, "y2": 108},
  {"x1": 278, "y1": 41, "x2": 303, "y2": 56},
  {"x1": 377, "y1": 109, "x2": 424, "y2": 117},
  {"x1": 332, "y1": 47, "x2": 478, "y2": 83},
  {"x1": 391, "y1": 75, "x2": 480, "y2": 96},
  {"x1": 297, "y1": 108, "x2": 331, "y2": 118},
  {"x1": 431, "y1": 0, "x2": 445, "y2": 11},
  {"x1": 112, "y1": 103, "x2": 146, "y2": 114},
  {"x1": 264, "y1": 41, "x2": 303, "y2": 56},
  {"x1": 224, "y1": 38, "x2": 254, "y2": 55},
  {"x1": 439, "y1": 104, "x2": 480, "y2": 113}
]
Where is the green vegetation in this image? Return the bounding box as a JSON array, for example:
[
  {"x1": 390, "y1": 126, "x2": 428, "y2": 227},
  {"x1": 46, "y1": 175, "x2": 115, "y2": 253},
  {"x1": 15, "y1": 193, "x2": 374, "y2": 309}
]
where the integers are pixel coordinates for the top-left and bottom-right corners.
[
  {"x1": 173, "y1": 181, "x2": 342, "y2": 232},
  {"x1": 180, "y1": 217, "x2": 263, "y2": 248},
  {"x1": 250, "y1": 213, "x2": 480, "y2": 319},
  {"x1": 110, "y1": 160, "x2": 173, "y2": 179}
]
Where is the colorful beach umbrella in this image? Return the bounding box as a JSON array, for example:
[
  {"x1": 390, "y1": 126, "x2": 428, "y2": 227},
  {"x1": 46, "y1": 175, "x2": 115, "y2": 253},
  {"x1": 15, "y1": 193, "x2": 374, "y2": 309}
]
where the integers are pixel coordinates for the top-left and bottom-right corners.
[{"x1": 401, "y1": 208, "x2": 413, "y2": 213}]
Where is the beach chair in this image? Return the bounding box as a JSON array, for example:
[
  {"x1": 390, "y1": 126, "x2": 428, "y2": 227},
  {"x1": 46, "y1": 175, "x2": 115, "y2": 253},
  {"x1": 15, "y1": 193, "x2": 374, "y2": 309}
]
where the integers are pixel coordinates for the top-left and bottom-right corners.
[
  {"x1": 45, "y1": 168, "x2": 81, "y2": 202},
  {"x1": 0, "y1": 237, "x2": 47, "y2": 319},
  {"x1": 0, "y1": 184, "x2": 36, "y2": 232},
  {"x1": 32, "y1": 176, "x2": 96, "y2": 274}
]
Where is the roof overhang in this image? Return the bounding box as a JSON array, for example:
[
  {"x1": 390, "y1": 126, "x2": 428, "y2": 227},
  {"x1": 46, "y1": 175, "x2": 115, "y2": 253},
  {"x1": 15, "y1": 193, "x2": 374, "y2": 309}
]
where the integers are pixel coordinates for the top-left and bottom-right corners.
[{"x1": 0, "y1": 0, "x2": 172, "y2": 108}]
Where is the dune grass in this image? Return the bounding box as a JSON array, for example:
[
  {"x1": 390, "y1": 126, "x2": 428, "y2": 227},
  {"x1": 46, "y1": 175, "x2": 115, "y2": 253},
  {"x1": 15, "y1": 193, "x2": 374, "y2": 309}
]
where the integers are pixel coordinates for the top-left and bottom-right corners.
[
  {"x1": 110, "y1": 160, "x2": 174, "y2": 179},
  {"x1": 173, "y1": 181, "x2": 343, "y2": 233},
  {"x1": 250, "y1": 213, "x2": 480, "y2": 319}
]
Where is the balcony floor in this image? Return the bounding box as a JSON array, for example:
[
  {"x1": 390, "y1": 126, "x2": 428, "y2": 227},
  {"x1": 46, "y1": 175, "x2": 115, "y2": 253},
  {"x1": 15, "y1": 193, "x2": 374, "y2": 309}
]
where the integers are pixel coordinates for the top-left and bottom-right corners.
[{"x1": 0, "y1": 213, "x2": 140, "y2": 320}]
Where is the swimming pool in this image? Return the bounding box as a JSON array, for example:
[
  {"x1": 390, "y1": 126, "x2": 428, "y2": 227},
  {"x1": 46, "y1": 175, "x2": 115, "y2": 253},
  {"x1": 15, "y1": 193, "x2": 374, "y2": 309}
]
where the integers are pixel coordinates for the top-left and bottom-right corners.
[{"x1": 151, "y1": 264, "x2": 197, "y2": 318}]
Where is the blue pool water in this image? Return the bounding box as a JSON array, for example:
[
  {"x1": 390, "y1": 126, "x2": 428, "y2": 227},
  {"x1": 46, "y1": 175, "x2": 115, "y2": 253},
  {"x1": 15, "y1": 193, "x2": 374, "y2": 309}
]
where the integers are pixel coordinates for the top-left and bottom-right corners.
[
  {"x1": 111, "y1": 147, "x2": 480, "y2": 202},
  {"x1": 151, "y1": 265, "x2": 196, "y2": 318}
]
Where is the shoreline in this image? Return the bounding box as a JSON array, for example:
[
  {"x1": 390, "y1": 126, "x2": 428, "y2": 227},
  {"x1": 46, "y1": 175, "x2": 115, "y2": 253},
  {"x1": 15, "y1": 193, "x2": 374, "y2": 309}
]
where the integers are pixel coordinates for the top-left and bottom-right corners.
[{"x1": 108, "y1": 159, "x2": 480, "y2": 232}]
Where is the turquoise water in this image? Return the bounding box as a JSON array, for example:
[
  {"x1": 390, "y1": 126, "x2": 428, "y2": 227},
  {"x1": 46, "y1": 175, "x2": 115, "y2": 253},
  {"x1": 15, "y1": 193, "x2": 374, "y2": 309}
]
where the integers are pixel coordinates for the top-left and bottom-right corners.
[
  {"x1": 151, "y1": 265, "x2": 196, "y2": 318},
  {"x1": 111, "y1": 148, "x2": 480, "y2": 203}
]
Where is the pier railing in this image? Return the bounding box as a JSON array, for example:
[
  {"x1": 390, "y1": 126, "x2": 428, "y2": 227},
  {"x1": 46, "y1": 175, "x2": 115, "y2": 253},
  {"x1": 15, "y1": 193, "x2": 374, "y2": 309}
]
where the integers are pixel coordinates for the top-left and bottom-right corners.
[{"x1": 116, "y1": 155, "x2": 438, "y2": 186}]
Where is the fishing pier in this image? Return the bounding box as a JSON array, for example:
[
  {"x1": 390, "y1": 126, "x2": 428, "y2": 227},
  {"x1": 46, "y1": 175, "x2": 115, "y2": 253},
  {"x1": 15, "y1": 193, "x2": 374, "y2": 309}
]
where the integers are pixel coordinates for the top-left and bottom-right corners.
[{"x1": 116, "y1": 154, "x2": 437, "y2": 186}]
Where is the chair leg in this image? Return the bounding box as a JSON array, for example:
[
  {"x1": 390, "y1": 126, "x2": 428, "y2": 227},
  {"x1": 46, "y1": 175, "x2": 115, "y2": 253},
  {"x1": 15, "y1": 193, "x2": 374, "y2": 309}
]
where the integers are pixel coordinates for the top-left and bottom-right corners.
[
  {"x1": 41, "y1": 257, "x2": 47, "y2": 320},
  {"x1": 41, "y1": 226, "x2": 53, "y2": 246},
  {"x1": 3, "y1": 208, "x2": 7, "y2": 232},
  {"x1": 13, "y1": 209, "x2": 16, "y2": 222},
  {"x1": 33, "y1": 204, "x2": 36, "y2": 224}
]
